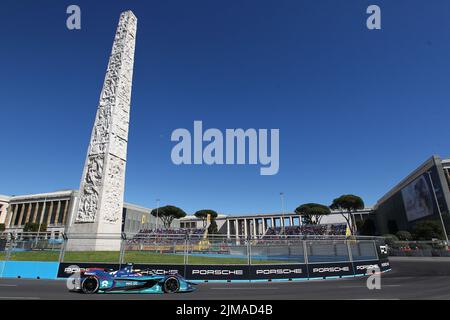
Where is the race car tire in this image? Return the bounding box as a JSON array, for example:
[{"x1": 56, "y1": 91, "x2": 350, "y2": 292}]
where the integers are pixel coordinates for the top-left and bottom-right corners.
[
  {"x1": 81, "y1": 276, "x2": 99, "y2": 294},
  {"x1": 163, "y1": 277, "x2": 180, "y2": 293}
]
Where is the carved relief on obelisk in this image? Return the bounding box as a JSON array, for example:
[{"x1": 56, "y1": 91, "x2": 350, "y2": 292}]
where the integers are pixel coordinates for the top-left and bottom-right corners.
[{"x1": 72, "y1": 10, "x2": 137, "y2": 235}]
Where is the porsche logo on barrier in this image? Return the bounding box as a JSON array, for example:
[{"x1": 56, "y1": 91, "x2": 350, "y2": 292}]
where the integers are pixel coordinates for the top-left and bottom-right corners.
[
  {"x1": 312, "y1": 267, "x2": 350, "y2": 273},
  {"x1": 140, "y1": 269, "x2": 179, "y2": 275},
  {"x1": 356, "y1": 264, "x2": 379, "y2": 270},
  {"x1": 255, "y1": 268, "x2": 303, "y2": 275},
  {"x1": 64, "y1": 266, "x2": 84, "y2": 274},
  {"x1": 191, "y1": 270, "x2": 244, "y2": 276}
]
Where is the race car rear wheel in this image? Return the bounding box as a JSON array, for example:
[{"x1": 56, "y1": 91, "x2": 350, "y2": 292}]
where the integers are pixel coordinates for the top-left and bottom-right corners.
[
  {"x1": 163, "y1": 277, "x2": 180, "y2": 293},
  {"x1": 81, "y1": 276, "x2": 99, "y2": 294}
]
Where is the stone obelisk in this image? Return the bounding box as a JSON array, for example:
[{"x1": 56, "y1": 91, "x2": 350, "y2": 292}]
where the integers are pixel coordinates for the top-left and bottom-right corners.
[{"x1": 67, "y1": 11, "x2": 137, "y2": 251}]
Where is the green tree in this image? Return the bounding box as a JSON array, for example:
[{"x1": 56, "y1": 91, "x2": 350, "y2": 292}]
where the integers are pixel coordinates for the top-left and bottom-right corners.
[
  {"x1": 0, "y1": 223, "x2": 5, "y2": 232},
  {"x1": 151, "y1": 205, "x2": 187, "y2": 229},
  {"x1": 208, "y1": 219, "x2": 218, "y2": 234},
  {"x1": 396, "y1": 230, "x2": 412, "y2": 241},
  {"x1": 23, "y1": 222, "x2": 47, "y2": 232},
  {"x1": 412, "y1": 220, "x2": 445, "y2": 240},
  {"x1": 330, "y1": 194, "x2": 364, "y2": 235},
  {"x1": 194, "y1": 209, "x2": 218, "y2": 228},
  {"x1": 382, "y1": 234, "x2": 399, "y2": 247},
  {"x1": 294, "y1": 203, "x2": 331, "y2": 225}
]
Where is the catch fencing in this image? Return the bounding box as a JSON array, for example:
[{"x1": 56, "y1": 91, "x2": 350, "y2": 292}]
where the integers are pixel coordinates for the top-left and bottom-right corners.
[{"x1": 0, "y1": 232, "x2": 390, "y2": 281}]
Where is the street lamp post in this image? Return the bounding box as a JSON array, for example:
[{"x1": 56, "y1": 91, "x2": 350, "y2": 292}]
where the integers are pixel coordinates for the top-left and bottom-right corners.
[
  {"x1": 280, "y1": 192, "x2": 286, "y2": 235},
  {"x1": 427, "y1": 171, "x2": 449, "y2": 247},
  {"x1": 155, "y1": 199, "x2": 160, "y2": 231}
]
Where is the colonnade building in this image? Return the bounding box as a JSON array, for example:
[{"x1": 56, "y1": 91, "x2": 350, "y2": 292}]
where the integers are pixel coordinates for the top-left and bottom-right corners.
[
  {"x1": 180, "y1": 208, "x2": 372, "y2": 238},
  {"x1": 0, "y1": 190, "x2": 168, "y2": 238}
]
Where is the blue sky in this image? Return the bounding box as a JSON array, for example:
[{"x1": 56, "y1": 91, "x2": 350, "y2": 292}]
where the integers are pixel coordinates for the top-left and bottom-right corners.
[{"x1": 1, "y1": 0, "x2": 449, "y2": 214}]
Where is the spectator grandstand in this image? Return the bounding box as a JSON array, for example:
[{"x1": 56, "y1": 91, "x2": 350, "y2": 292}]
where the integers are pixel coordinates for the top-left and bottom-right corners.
[
  {"x1": 126, "y1": 228, "x2": 207, "y2": 244},
  {"x1": 132, "y1": 228, "x2": 206, "y2": 236},
  {"x1": 264, "y1": 223, "x2": 347, "y2": 237}
]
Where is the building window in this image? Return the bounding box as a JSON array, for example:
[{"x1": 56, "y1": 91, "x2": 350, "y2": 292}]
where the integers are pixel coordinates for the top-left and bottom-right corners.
[
  {"x1": 58, "y1": 201, "x2": 67, "y2": 224},
  {"x1": 29, "y1": 203, "x2": 37, "y2": 224},
  {"x1": 20, "y1": 203, "x2": 30, "y2": 226},
  {"x1": 14, "y1": 204, "x2": 22, "y2": 226},
  {"x1": 35, "y1": 203, "x2": 42, "y2": 225},
  {"x1": 42, "y1": 202, "x2": 51, "y2": 225},
  {"x1": 50, "y1": 201, "x2": 58, "y2": 225},
  {"x1": 445, "y1": 168, "x2": 450, "y2": 192}
]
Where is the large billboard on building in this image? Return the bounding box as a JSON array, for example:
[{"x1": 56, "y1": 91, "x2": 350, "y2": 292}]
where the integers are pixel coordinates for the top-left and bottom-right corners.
[{"x1": 401, "y1": 175, "x2": 434, "y2": 222}]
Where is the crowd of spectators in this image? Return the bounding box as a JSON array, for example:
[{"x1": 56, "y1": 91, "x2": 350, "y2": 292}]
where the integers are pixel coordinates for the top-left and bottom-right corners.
[
  {"x1": 125, "y1": 224, "x2": 346, "y2": 245},
  {"x1": 127, "y1": 228, "x2": 206, "y2": 243}
]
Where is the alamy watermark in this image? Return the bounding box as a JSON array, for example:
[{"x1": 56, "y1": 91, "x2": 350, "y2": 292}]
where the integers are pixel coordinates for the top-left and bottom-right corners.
[
  {"x1": 65, "y1": 4, "x2": 380, "y2": 31},
  {"x1": 171, "y1": 121, "x2": 279, "y2": 175},
  {"x1": 66, "y1": 5, "x2": 81, "y2": 30},
  {"x1": 65, "y1": 265, "x2": 82, "y2": 290},
  {"x1": 366, "y1": 5, "x2": 381, "y2": 30},
  {"x1": 366, "y1": 265, "x2": 381, "y2": 290}
]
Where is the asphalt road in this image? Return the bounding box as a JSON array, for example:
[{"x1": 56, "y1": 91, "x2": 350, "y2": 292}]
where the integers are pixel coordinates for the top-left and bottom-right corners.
[{"x1": 1, "y1": 257, "x2": 450, "y2": 300}]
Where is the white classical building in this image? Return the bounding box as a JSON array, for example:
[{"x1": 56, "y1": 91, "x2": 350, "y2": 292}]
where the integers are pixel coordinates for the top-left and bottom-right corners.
[
  {"x1": 0, "y1": 194, "x2": 10, "y2": 225},
  {"x1": 0, "y1": 190, "x2": 173, "y2": 238},
  {"x1": 180, "y1": 208, "x2": 373, "y2": 238}
]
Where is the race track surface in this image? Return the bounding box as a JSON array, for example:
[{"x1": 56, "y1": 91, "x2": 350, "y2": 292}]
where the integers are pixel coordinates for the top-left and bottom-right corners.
[{"x1": 1, "y1": 257, "x2": 449, "y2": 300}]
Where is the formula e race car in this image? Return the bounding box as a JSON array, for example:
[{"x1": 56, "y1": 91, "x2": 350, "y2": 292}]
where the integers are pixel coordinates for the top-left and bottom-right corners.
[{"x1": 69, "y1": 264, "x2": 196, "y2": 294}]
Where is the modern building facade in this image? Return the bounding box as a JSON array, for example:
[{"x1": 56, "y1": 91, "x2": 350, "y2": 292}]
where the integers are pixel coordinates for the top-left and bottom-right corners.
[
  {"x1": 180, "y1": 214, "x2": 228, "y2": 232},
  {"x1": 374, "y1": 155, "x2": 450, "y2": 236}
]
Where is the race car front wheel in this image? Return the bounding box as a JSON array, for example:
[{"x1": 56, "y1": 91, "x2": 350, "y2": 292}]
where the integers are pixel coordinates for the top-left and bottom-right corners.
[
  {"x1": 163, "y1": 277, "x2": 180, "y2": 293},
  {"x1": 81, "y1": 276, "x2": 99, "y2": 294}
]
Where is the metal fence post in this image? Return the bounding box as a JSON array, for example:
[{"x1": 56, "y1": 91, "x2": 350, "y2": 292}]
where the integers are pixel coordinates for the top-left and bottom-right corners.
[
  {"x1": 6, "y1": 233, "x2": 14, "y2": 263},
  {"x1": 58, "y1": 233, "x2": 68, "y2": 263},
  {"x1": 119, "y1": 233, "x2": 126, "y2": 267},
  {"x1": 346, "y1": 240, "x2": 354, "y2": 262},
  {"x1": 346, "y1": 239, "x2": 355, "y2": 275},
  {"x1": 184, "y1": 234, "x2": 188, "y2": 266},
  {"x1": 373, "y1": 240, "x2": 379, "y2": 261},
  {"x1": 303, "y1": 240, "x2": 309, "y2": 264},
  {"x1": 0, "y1": 233, "x2": 10, "y2": 278},
  {"x1": 247, "y1": 235, "x2": 251, "y2": 265}
]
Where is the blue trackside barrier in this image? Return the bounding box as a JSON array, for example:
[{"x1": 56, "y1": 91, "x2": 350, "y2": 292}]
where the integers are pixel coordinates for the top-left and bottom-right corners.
[
  {"x1": 0, "y1": 259, "x2": 390, "y2": 281},
  {"x1": 0, "y1": 261, "x2": 60, "y2": 279}
]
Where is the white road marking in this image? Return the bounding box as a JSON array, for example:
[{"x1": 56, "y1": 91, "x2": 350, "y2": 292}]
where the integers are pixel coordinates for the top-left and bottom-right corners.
[
  {"x1": 0, "y1": 296, "x2": 40, "y2": 300},
  {"x1": 210, "y1": 287, "x2": 279, "y2": 290},
  {"x1": 353, "y1": 298, "x2": 400, "y2": 300},
  {"x1": 382, "y1": 285, "x2": 403, "y2": 287},
  {"x1": 0, "y1": 284, "x2": 17, "y2": 287},
  {"x1": 340, "y1": 284, "x2": 402, "y2": 288}
]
